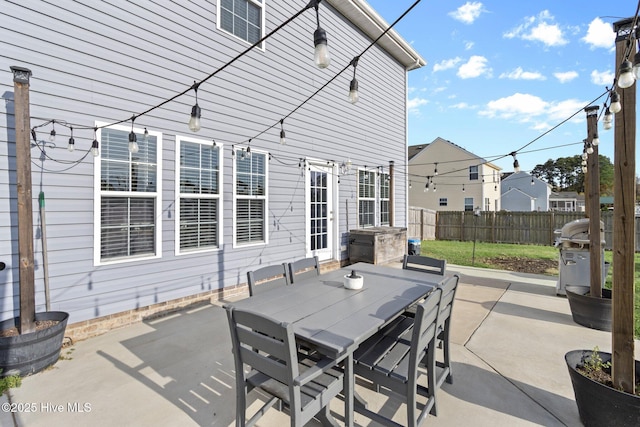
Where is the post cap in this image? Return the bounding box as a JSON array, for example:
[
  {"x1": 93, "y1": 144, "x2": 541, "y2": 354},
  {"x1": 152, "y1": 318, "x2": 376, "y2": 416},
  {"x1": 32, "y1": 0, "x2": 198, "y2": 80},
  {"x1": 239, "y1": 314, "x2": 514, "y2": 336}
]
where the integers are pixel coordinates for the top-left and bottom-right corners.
[{"x1": 10, "y1": 66, "x2": 32, "y2": 84}]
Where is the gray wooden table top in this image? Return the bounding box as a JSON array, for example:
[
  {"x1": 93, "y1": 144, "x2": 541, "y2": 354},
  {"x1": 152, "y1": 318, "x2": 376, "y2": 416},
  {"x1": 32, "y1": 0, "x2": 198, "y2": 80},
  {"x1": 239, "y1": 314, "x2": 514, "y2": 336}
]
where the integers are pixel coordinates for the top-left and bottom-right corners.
[{"x1": 227, "y1": 262, "x2": 446, "y2": 358}]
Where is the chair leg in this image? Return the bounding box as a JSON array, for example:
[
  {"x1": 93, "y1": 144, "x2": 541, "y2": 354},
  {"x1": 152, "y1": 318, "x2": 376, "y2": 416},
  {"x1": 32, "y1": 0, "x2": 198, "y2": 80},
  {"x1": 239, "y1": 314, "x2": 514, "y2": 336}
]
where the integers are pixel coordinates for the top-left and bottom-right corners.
[{"x1": 442, "y1": 324, "x2": 453, "y2": 384}]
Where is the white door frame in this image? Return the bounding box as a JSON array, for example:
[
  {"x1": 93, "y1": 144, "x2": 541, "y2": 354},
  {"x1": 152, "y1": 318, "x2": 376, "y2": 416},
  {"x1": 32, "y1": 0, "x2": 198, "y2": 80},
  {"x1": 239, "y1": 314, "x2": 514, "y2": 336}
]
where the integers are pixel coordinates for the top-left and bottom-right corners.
[{"x1": 305, "y1": 160, "x2": 338, "y2": 262}]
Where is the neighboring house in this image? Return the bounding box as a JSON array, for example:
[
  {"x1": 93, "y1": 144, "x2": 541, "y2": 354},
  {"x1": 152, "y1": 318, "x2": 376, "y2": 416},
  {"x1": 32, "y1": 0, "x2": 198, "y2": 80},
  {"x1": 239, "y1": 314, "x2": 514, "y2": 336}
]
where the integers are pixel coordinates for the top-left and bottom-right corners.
[
  {"x1": 0, "y1": 1, "x2": 425, "y2": 332},
  {"x1": 408, "y1": 137, "x2": 502, "y2": 212},
  {"x1": 501, "y1": 171, "x2": 551, "y2": 211},
  {"x1": 549, "y1": 192, "x2": 585, "y2": 212}
]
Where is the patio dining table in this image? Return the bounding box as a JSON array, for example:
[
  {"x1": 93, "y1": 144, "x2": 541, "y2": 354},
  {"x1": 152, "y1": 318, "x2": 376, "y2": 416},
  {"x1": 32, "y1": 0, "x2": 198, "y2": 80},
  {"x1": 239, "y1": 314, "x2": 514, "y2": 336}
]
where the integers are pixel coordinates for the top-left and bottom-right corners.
[{"x1": 226, "y1": 261, "x2": 447, "y2": 426}]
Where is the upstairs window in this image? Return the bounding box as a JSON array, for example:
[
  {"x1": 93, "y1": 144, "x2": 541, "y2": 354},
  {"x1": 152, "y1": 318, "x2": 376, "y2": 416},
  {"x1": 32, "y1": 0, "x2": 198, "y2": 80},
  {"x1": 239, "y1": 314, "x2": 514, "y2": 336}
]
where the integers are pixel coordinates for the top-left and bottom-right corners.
[
  {"x1": 219, "y1": 0, "x2": 264, "y2": 46},
  {"x1": 469, "y1": 165, "x2": 479, "y2": 180}
]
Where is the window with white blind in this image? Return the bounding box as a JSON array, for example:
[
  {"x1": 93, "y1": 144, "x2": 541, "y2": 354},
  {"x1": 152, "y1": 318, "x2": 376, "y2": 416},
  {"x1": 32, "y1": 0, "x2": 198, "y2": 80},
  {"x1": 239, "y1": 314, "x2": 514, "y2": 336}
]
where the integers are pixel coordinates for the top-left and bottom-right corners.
[
  {"x1": 358, "y1": 170, "x2": 376, "y2": 227},
  {"x1": 95, "y1": 125, "x2": 161, "y2": 264},
  {"x1": 218, "y1": 0, "x2": 264, "y2": 46},
  {"x1": 176, "y1": 137, "x2": 222, "y2": 254},
  {"x1": 233, "y1": 149, "x2": 267, "y2": 246},
  {"x1": 380, "y1": 173, "x2": 390, "y2": 225}
]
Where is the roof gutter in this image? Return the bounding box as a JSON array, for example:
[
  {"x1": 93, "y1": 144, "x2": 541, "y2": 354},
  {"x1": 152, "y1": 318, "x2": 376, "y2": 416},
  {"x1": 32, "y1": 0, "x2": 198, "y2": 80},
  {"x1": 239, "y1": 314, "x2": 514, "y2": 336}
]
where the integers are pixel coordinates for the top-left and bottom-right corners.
[{"x1": 326, "y1": 0, "x2": 426, "y2": 70}]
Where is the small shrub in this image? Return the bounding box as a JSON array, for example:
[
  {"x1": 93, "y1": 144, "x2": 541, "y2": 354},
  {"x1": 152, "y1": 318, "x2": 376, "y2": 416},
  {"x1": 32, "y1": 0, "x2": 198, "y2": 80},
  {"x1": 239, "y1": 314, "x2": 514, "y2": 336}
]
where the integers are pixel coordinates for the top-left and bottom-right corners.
[{"x1": 0, "y1": 371, "x2": 22, "y2": 394}]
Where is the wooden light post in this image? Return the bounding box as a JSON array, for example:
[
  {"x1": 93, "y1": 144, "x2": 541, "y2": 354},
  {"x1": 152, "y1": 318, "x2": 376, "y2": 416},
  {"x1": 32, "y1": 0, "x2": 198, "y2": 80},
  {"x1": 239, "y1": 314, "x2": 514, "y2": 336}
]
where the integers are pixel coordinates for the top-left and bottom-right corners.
[
  {"x1": 10, "y1": 65, "x2": 36, "y2": 334},
  {"x1": 612, "y1": 17, "x2": 636, "y2": 395},
  {"x1": 585, "y1": 106, "x2": 602, "y2": 299}
]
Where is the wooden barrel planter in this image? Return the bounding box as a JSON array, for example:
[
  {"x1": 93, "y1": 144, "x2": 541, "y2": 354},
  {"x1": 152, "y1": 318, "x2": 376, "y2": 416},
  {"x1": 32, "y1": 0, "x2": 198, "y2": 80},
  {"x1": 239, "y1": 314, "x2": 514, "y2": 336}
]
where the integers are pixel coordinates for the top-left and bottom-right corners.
[
  {"x1": 0, "y1": 311, "x2": 69, "y2": 377},
  {"x1": 565, "y1": 286, "x2": 611, "y2": 331},
  {"x1": 565, "y1": 350, "x2": 640, "y2": 426}
]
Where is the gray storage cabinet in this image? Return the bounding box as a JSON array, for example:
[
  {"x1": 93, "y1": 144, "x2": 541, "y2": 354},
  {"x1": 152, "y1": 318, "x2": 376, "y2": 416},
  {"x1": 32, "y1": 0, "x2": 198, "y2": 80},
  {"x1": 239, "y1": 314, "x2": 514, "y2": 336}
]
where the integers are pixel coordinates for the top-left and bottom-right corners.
[{"x1": 349, "y1": 227, "x2": 407, "y2": 264}]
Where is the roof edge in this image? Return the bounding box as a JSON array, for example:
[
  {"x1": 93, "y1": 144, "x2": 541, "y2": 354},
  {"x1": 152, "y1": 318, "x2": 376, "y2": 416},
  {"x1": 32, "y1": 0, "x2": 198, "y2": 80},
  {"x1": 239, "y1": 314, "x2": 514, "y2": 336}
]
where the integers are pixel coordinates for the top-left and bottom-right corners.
[{"x1": 326, "y1": 0, "x2": 426, "y2": 70}]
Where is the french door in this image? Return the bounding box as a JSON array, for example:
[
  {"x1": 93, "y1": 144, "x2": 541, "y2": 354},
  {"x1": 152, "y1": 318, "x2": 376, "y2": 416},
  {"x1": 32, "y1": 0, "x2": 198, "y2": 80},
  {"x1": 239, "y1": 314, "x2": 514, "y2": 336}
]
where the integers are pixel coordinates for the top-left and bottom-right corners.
[{"x1": 307, "y1": 163, "x2": 335, "y2": 261}]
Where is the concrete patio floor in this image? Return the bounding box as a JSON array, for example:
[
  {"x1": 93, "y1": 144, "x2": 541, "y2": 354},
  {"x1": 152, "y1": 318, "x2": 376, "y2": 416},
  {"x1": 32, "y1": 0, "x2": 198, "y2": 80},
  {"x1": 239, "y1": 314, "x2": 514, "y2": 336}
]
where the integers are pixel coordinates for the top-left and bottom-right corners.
[{"x1": 2, "y1": 263, "x2": 636, "y2": 426}]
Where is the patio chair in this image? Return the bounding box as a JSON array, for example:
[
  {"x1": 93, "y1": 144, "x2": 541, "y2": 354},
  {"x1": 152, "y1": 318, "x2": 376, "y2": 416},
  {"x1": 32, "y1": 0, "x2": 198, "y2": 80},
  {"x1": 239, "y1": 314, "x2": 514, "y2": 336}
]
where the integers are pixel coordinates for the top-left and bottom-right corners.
[
  {"x1": 434, "y1": 274, "x2": 460, "y2": 387},
  {"x1": 287, "y1": 256, "x2": 320, "y2": 284},
  {"x1": 246, "y1": 264, "x2": 289, "y2": 297},
  {"x1": 353, "y1": 286, "x2": 443, "y2": 427},
  {"x1": 225, "y1": 307, "x2": 344, "y2": 427},
  {"x1": 402, "y1": 254, "x2": 446, "y2": 275}
]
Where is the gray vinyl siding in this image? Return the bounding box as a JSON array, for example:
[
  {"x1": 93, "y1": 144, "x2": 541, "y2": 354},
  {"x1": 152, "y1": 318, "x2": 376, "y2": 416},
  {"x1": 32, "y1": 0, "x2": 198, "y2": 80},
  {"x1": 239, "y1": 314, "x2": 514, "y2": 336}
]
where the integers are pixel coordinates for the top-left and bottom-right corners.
[{"x1": 0, "y1": 1, "x2": 410, "y2": 324}]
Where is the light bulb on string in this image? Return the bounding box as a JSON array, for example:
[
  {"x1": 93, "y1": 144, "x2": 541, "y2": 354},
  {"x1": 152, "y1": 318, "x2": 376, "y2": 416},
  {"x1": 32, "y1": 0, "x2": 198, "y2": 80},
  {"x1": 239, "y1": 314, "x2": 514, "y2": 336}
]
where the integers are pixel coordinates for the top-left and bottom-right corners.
[
  {"x1": 603, "y1": 107, "x2": 613, "y2": 130},
  {"x1": 511, "y1": 152, "x2": 520, "y2": 173},
  {"x1": 49, "y1": 122, "x2": 56, "y2": 142},
  {"x1": 348, "y1": 57, "x2": 359, "y2": 104},
  {"x1": 67, "y1": 126, "x2": 75, "y2": 152},
  {"x1": 188, "y1": 82, "x2": 201, "y2": 132},
  {"x1": 91, "y1": 128, "x2": 99, "y2": 157},
  {"x1": 313, "y1": 3, "x2": 330, "y2": 68},
  {"x1": 633, "y1": 50, "x2": 640, "y2": 80},
  {"x1": 617, "y1": 59, "x2": 635, "y2": 89},
  {"x1": 279, "y1": 119, "x2": 286, "y2": 145},
  {"x1": 434, "y1": 162, "x2": 438, "y2": 176},
  {"x1": 592, "y1": 133, "x2": 600, "y2": 146},
  {"x1": 586, "y1": 142, "x2": 594, "y2": 155},
  {"x1": 128, "y1": 116, "x2": 139, "y2": 154},
  {"x1": 582, "y1": 165, "x2": 588, "y2": 173},
  {"x1": 246, "y1": 140, "x2": 252, "y2": 158},
  {"x1": 610, "y1": 90, "x2": 622, "y2": 113},
  {"x1": 143, "y1": 128, "x2": 149, "y2": 144}
]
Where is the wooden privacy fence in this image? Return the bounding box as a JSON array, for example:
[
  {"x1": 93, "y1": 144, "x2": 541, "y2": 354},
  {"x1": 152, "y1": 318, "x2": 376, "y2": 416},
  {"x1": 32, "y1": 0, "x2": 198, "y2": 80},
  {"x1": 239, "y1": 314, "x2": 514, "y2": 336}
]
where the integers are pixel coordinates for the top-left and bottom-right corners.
[{"x1": 412, "y1": 210, "x2": 640, "y2": 251}]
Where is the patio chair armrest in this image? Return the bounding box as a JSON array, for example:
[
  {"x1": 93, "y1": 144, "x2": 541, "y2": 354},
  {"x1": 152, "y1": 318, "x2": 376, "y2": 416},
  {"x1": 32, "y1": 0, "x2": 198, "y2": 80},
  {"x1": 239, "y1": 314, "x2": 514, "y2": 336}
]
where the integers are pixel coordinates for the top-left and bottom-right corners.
[{"x1": 293, "y1": 356, "x2": 340, "y2": 386}]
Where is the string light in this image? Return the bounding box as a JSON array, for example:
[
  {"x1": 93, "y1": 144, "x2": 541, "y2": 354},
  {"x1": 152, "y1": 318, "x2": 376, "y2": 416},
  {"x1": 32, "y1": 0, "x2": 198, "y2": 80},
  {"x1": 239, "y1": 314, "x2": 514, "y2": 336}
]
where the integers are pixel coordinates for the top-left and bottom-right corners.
[
  {"x1": 128, "y1": 116, "x2": 139, "y2": 154},
  {"x1": 511, "y1": 152, "x2": 520, "y2": 173},
  {"x1": 617, "y1": 59, "x2": 635, "y2": 89},
  {"x1": 603, "y1": 107, "x2": 613, "y2": 130},
  {"x1": 246, "y1": 140, "x2": 252, "y2": 158},
  {"x1": 67, "y1": 126, "x2": 75, "y2": 152},
  {"x1": 592, "y1": 132, "x2": 600, "y2": 146},
  {"x1": 434, "y1": 162, "x2": 438, "y2": 176},
  {"x1": 610, "y1": 90, "x2": 622, "y2": 113},
  {"x1": 143, "y1": 127, "x2": 149, "y2": 144},
  {"x1": 188, "y1": 82, "x2": 201, "y2": 132},
  {"x1": 313, "y1": 1, "x2": 330, "y2": 68},
  {"x1": 279, "y1": 119, "x2": 286, "y2": 145},
  {"x1": 91, "y1": 127, "x2": 99, "y2": 157},
  {"x1": 49, "y1": 122, "x2": 56, "y2": 142},
  {"x1": 348, "y1": 56, "x2": 359, "y2": 104}
]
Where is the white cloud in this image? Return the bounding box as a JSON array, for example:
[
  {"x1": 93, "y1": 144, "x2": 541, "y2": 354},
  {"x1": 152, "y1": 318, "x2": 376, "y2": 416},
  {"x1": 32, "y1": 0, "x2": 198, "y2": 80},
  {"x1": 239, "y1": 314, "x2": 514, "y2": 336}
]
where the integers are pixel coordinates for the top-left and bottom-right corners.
[
  {"x1": 480, "y1": 93, "x2": 547, "y2": 119},
  {"x1": 433, "y1": 57, "x2": 462, "y2": 72},
  {"x1": 449, "y1": 2, "x2": 485, "y2": 24},
  {"x1": 504, "y1": 10, "x2": 567, "y2": 47},
  {"x1": 408, "y1": 97, "x2": 429, "y2": 114},
  {"x1": 554, "y1": 71, "x2": 579, "y2": 83},
  {"x1": 499, "y1": 67, "x2": 546, "y2": 81},
  {"x1": 464, "y1": 41, "x2": 475, "y2": 50},
  {"x1": 450, "y1": 102, "x2": 474, "y2": 109},
  {"x1": 591, "y1": 69, "x2": 615, "y2": 86},
  {"x1": 457, "y1": 56, "x2": 492, "y2": 79},
  {"x1": 547, "y1": 99, "x2": 588, "y2": 122},
  {"x1": 582, "y1": 17, "x2": 615, "y2": 49}
]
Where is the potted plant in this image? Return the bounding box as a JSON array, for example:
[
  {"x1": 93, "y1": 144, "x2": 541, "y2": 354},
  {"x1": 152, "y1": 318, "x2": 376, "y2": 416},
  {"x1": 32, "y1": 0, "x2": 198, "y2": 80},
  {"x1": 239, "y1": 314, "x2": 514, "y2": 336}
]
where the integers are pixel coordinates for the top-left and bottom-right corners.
[{"x1": 0, "y1": 66, "x2": 69, "y2": 378}]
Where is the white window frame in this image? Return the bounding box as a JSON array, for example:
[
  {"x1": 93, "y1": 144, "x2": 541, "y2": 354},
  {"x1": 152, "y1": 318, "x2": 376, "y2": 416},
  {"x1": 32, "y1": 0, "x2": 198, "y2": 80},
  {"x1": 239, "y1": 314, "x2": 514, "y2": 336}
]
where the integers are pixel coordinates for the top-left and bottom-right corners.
[
  {"x1": 217, "y1": 0, "x2": 266, "y2": 49},
  {"x1": 357, "y1": 169, "x2": 377, "y2": 228},
  {"x1": 464, "y1": 197, "x2": 474, "y2": 211},
  {"x1": 175, "y1": 136, "x2": 223, "y2": 255},
  {"x1": 379, "y1": 172, "x2": 390, "y2": 226},
  {"x1": 232, "y1": 147, "x2": 268, "y2": 247},
  {"x1": 93, "y1": 122, "x2": 162, "y2": 265},
  {"x1": 469, "y1": 165, "x2": 479, "y2": 180},
  {"x1": 439, "y1": 198, "x2": 448, "y2": 207}
]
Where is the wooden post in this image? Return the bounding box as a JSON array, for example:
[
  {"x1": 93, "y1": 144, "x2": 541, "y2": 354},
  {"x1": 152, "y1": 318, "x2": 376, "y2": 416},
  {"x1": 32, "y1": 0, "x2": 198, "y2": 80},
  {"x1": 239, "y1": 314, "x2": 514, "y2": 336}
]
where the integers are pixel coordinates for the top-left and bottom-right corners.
[
  {"x1": 585, "y1": 106, "x2": 602, "y2": 298},
  {"x1": 388, "y1": 160, "x2": 394, "y2": 227},
  {"x1": 612, "y1": 18, "x2": 636, "y2": 394},
  {"x1": 10, "y1": 66, "x2": 36, "y2": 334}
]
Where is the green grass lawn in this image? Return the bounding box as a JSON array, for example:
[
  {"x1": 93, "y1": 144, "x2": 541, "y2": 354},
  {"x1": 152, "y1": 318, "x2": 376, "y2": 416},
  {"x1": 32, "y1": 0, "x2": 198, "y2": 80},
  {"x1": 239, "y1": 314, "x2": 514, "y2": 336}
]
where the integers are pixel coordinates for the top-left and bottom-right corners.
[{"x1": 421, "y1": 240, "x2": 639, "y2": 337}]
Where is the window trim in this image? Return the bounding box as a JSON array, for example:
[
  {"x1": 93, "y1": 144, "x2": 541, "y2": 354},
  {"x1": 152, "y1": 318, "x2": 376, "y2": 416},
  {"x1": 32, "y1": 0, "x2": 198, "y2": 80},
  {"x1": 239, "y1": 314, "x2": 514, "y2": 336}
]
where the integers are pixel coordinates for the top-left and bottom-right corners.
[
  {"x1": 379, "y1": 172, "x2": 390, "y2": 226},
  {"x1": 232, "y1": 146, "x2": 269, "y2": 248},
  {"x1": 357, "y1": 169, "x2": 377, "y2": 228},
  {"x1": 439, "y1": 198, "x2": 448, "y2": 207},
  {"x1": 469, "y1": 165, "x2": 479, "y2": 180},
  {"x1": 93, "y1": 122, "x2": 163, "y2": 266},
  {"x1": 464, "y1": 197, "x2": 474, "y2": 212},
  {"x1": 217, "y1": 0, "x2": 266, "y2": 50},
  {"x1": 174, "y1": 136, "x2": 223, "y2": 256}
]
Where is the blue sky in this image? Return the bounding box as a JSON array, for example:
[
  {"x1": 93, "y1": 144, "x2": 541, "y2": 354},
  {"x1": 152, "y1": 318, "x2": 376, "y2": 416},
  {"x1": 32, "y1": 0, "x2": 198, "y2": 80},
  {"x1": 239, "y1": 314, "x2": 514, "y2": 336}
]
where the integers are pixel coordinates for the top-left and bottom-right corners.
[{"x1": 365, "y1": 0, "x2": 636, "y2": 175}]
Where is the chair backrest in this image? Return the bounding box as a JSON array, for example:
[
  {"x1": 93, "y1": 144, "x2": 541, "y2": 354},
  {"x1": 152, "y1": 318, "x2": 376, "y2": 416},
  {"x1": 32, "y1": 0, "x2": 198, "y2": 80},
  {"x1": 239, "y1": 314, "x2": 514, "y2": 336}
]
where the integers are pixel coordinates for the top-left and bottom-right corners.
[
  {"x1": 409, "y1": 287, "x2": 443, "y2": 373},
  {"x1": 403, "y1": 254, "x2": 447, "y2": 275},
  {"x1": 287, "y1": 256, "x2": 320, "y2": 284},
  {"x1": 226, "y1": 307, "x2": 298, "y2": 390},
  {"x1": 247, "y1": 264, "x2": 289, "y2": 297},
  {"x1": 437, "y1": 274, "x2": 460, "y2": 329}
]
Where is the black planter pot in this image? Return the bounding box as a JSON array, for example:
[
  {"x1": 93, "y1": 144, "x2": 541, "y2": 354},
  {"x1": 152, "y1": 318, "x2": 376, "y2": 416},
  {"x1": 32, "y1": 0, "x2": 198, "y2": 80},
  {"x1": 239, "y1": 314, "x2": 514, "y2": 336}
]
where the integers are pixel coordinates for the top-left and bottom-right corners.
[
  {"x1": 565, "y1": 350, "x2": 640, "y2": 427},
  {"x1": 565, "y1": 286, "x2": 611, "y2": 331},
  {"x1": 0, "y1": 311, "x2": 69, "y2": 377}
]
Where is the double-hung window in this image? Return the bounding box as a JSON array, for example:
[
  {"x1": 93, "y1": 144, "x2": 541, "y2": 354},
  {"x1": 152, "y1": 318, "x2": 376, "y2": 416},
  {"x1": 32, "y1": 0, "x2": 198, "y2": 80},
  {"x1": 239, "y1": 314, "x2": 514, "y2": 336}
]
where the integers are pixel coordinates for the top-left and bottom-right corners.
[
  {"x1": 218, "y1": 0, "x2": 264, "y2": 46},
  {"x1": 379, "y1": 173, "x2": 390, "y2": 225},
  {"x1": 464, "y1": 197, "x2": 474, "y2": 212},
  {"x1": 95, "y1": 125, "x2": 161, "y2": 264},
  {"x1": 469, "y1": 165, "x2": 479, "y2": 180},
  {"x1": 176, "y1": 137, "x2": 222, "y2": 254},
  {"x1": 358, "y1": 170, "x2": 376, "y2": 227},
  {"x1": 234, "y1": 149, "x2": 267, "y2": 246}
]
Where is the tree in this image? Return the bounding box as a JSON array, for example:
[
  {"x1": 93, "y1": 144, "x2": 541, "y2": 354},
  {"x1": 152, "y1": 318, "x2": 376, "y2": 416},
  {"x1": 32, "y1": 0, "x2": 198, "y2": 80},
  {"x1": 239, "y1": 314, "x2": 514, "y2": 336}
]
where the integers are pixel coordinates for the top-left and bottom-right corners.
[{"x1": 532, "y1": 154, "x2": 614, "y2": 196}]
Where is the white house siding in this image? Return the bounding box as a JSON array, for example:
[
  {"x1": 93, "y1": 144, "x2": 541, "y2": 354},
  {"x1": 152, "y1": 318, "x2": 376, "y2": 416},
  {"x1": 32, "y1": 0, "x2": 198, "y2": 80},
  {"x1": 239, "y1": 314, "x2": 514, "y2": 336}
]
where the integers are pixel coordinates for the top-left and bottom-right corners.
[{"x1": 0, "y1": 1, "x2": 420, "y2": 324}]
